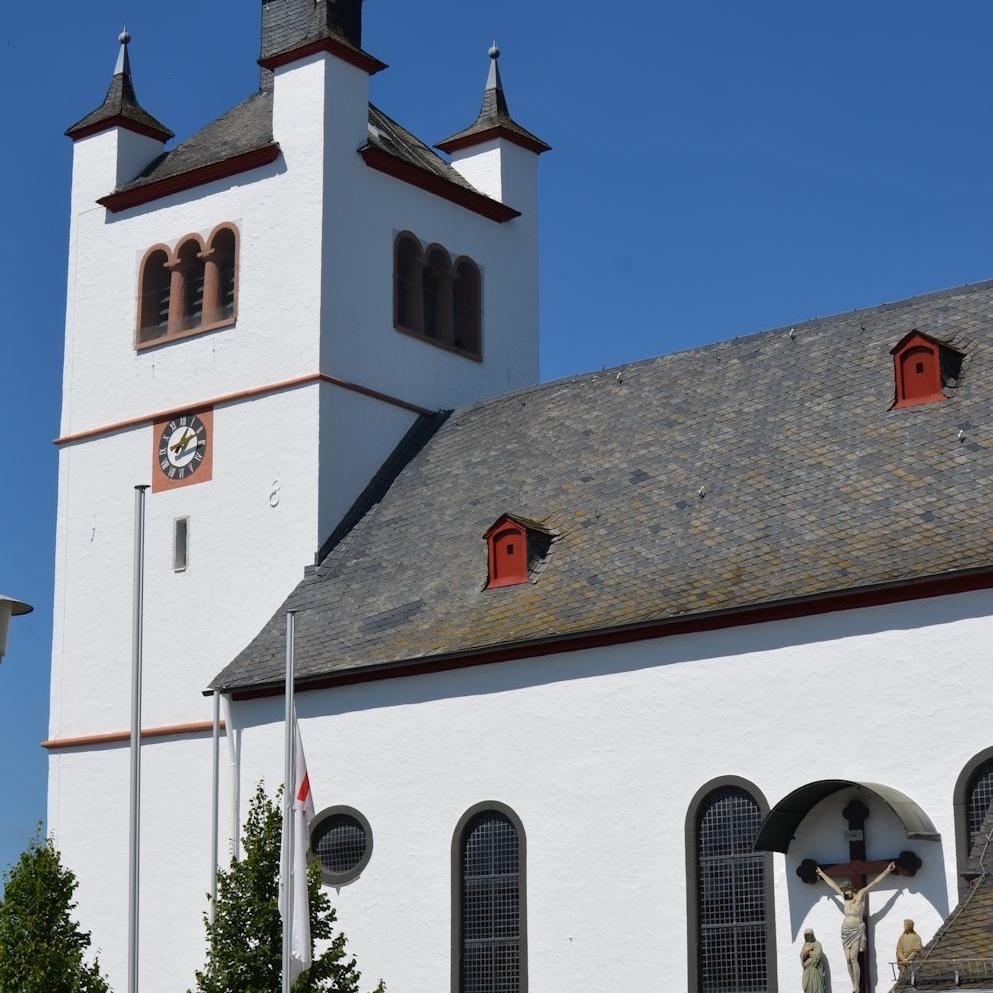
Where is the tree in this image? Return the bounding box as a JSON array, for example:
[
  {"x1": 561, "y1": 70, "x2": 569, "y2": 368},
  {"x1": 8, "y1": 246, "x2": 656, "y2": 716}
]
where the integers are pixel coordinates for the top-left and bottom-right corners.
[
  {"x1": 192, "y1": 785, "x2": 385, "y2": 993},
  {"x1": 0, "y1": 829, "x2": 110, "y2": 993}
]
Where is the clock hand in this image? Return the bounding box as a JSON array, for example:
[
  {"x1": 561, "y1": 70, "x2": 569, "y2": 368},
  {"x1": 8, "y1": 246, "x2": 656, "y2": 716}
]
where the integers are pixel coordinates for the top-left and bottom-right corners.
[{"x1": 170, "y1": 429, "x2": 194, "y2": 455}]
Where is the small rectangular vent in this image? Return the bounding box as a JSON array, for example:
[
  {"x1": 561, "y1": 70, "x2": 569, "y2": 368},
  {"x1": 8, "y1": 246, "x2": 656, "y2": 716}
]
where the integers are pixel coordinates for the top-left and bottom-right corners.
[{"x1": 173, "y1": 518, "x2": 189, "y2": 572}]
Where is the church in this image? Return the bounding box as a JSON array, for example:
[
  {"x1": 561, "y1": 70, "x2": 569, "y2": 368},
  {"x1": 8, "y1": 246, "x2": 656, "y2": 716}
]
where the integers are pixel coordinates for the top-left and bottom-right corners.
[{"x1": 47, "y1": 2, "x2": 993, "y2": 992}]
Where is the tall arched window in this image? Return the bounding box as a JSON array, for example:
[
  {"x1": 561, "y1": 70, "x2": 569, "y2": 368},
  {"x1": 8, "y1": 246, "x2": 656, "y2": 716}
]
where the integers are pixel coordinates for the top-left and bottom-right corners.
[
  {"x1": 954, "y1": 748, "x2": 993, "y2": 891},
  {"x1": 686, "y1": 777, "x2": 777, "y2": 993},
  {"x1": 452, "y1": 802, "x2": 527, "y2": 993},
  {"x1": 424, "y1": 245, "x2": 454, "y2": 344},
  {"x1": 205, "y1": 226, "x2": 238, "y2": 324},
  {"x1": 138, "y1": 246, "x2": 171, "y2": 344},
  {"x1": 453, "y1": 258, "x2": 482, "y2": 357},
  {"x1": 171, "y1": 238, "x2": 206, "y2": 333},
  {"x1": 394, "y1": 232, "x2": 424, "y2": 333}
]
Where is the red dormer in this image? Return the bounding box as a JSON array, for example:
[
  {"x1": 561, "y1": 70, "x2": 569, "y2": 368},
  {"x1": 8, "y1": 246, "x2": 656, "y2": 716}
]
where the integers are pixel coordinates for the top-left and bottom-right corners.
[
  {"x1": 484, "y1": 515, "x2": 554, "y2": 589},
  {"x1": 891, "y1": 331, "x2": 955, "y2": 409}
]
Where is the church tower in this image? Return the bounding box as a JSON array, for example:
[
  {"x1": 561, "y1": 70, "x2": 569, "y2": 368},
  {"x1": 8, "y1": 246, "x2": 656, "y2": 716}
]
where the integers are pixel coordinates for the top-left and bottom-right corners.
[{"x1": 48, "y1": 9, "x2": 546, "y2": 989}]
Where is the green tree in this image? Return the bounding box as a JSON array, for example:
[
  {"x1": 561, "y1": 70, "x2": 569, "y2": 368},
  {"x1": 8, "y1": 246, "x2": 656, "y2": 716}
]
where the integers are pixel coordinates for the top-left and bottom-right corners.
[
  {"x1": 0, "y1": 829, "x2": 110, "y2": 993},
  {"x1": 191, "y1": 785, "x2": 385, "y2": 993}
]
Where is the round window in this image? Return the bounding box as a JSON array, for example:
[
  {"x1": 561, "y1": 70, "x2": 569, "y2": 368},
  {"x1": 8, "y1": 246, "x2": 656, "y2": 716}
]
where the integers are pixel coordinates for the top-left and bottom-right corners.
[{"x1": 309, "y1": 807, "x2": 373, "y2": 885}]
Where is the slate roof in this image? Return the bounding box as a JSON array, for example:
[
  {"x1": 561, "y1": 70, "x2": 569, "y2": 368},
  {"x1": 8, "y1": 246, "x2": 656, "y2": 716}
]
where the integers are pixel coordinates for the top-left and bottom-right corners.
[
  {"x1": 213, "y1": 279, "x2": 993, "y2": 693},
  {"x1": 893, "y1": 802, "x2": 993, "y2": 991},
  {"x1": 111, "y1": 92, "x2": 481, "y2": 198}
]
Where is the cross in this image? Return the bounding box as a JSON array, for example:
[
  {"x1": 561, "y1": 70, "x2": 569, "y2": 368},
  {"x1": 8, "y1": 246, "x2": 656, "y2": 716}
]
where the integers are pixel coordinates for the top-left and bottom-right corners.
[{"x1": 795, "y1": 800, "x2": 922, "y2": 993}]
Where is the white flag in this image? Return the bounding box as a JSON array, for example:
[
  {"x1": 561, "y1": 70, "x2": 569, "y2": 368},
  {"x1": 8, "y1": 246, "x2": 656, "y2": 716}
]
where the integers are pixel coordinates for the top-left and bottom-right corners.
[{"x1": 279, "y1": 714, "x2": 316, "y2": 981}]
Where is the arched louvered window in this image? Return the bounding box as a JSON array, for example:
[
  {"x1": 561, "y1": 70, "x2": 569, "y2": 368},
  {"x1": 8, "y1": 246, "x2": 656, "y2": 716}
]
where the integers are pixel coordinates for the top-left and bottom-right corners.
[
  {"x1": 395, "y1": 232, "x2": 424, "y2": 333},
  {"x1": 205, "y1": 225, "x2": 238, "y2": 324},
  {"x1": 424, "y1": 245, "x2": 454, "y2": 344},
  {"x1": 453, "y1": 803, "x2": 527, "y2": 993},
  {"x1": 173, "y1": 238, "x2": 206, "y2": 333},
  {"x1": 954, "y1": 749, "x2": 993, "y2": 891},
  {"x1": 686, "y1": 778, "x2": 776, "y2": 993},
  {"x1": 453, "y1": 258, "x2": 482, "y2": 358},
  {"x1": 137, "y1": 246, "x2": 171, "y2": 344}
]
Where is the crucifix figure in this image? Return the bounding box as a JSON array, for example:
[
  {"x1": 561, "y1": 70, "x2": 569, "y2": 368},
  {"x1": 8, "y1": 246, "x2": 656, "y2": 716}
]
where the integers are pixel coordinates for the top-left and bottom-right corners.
[{"x1": 796, "y1": 799, "x2": 922, "y2": 993}]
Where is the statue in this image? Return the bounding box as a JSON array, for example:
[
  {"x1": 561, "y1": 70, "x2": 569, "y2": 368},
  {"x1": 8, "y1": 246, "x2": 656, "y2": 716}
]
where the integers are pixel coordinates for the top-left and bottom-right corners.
[
  {"x1": 801, "y1": 928, "x2": 827, "y2": 993},
  {"x1": 815, "y1": 861, "x2": 897, "y2": 993},
  {"x1": 896, "y1": 919, "x2": 923, "y2": 967}
]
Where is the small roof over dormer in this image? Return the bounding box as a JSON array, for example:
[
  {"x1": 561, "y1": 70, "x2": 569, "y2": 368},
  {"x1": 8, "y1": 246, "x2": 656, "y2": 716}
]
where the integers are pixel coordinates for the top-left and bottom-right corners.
[
  {"x1": 65, "y1": 29, "x2": 173, "y2": 143},
  {"x1": 482, "y1": 513, "x2": 555, "y2": 540},
  {"x1": 437, "y1": 45, "x2": 551, "y2": 156}
]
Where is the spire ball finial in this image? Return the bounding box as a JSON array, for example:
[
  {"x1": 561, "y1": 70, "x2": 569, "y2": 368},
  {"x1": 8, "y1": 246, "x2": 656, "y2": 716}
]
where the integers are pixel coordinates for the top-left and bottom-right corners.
[
  {"x1": 489, "y1": 41, "x2": 500, "y2": 60},
  {"x1": 119, "y1": 26, "x2": 131, "y2": 46}
]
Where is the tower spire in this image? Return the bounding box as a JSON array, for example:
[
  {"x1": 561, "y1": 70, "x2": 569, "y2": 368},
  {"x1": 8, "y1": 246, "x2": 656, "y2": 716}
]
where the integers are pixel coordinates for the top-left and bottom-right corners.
[
  {"x1": 65, "y1": 28, "x2": 173, "y2": 143},
  {"x1": 437, "y1": 43, "x2": 550, "y2": 156}
]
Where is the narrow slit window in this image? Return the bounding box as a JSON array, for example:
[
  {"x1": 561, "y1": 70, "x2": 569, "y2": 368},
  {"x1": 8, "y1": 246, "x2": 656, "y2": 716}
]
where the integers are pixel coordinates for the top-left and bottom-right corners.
[{"x1": 173, "y1": 517, "x2": 189, "y2": 572}]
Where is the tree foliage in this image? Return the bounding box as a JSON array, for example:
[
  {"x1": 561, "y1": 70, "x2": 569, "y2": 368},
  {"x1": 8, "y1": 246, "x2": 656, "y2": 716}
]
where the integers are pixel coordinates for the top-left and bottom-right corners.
[
  {"x1": 191, "y1": 784, "x2": 384, "y2": 993},
  {"x1": 0, "y1": 829, "x2": 110, "y2": 993}
]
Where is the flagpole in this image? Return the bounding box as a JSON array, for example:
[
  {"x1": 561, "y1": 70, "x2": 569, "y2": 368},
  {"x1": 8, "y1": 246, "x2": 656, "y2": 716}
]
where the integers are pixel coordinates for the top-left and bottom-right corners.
[
  {"x1": 282, "y1": 610, "x2": 296, "y2": 993},
  {"x1": 210, "y1": 689, "x2": 221, "y2": 922},
  {"x1": 128, "y1": 485, "x2": 148, "y2": 993}
]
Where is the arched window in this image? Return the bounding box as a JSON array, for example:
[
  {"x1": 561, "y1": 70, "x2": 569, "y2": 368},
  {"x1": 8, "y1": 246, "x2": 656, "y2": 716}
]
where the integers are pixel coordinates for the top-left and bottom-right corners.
[
  {"x1": 205, "y1": 226, "x2": 238, "y2": 324},
  {"x1": 171, "y1": 238, "x2": 206, "y2": 334},
  {"x1": 424, "y1": 245, "x2": 454, "y2": 344},
  {"x1": 453, "y1": 258, "x2": 482, "y2": 358},
  {"x1": 452, "y1": 802, "x2": 526, "y2": 993},
  {"x1": 686, "y1": 777, "x2": 777, "y2": 993},
  {"x1": 394, "y1": 232, "x2": 424, "y2": 333},
  {"x1": 137, "y1": 247, "x2": 171, "y2": 344},
  {"x1": 954, "y1": 748, "x2": 993, "y2": 890}
]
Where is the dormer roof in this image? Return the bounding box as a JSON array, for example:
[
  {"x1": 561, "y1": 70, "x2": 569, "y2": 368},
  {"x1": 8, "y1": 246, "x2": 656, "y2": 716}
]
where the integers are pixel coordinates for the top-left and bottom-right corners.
[
  {"x1": 65, "y1": 31, "x2": 173, "y2": 143},
  {"x1": 437, "y1": 45, "x2": 551, "y2": 156}
]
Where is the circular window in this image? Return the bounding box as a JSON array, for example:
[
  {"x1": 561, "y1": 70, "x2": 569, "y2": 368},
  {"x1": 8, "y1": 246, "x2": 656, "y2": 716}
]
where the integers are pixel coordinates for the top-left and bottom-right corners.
[{"x1": 309, "y1": 806, "x2": 373, "y2": 886}]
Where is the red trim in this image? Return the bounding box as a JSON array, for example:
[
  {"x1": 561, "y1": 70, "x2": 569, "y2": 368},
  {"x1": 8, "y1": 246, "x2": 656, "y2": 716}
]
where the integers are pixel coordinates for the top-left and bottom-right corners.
[
  {"x1": 98, "y1": 144, "x2": 281, "y2": 213},
  {"x1": 360, "y1": 147, "x2": 521, "y2": 223},
  {"x1": 436, "y1": 125, "x2": 551, "y2": 156},
  {"x1": 43, "y1": 720, "x2": 224, "y2": 751},
  {"x1": 259, "y1": 37, "x2": 387, "y2": 75},
  {"x1": 67, "y1": 114, "x2": 172, "y2": 143},
  {"x1": 228, "y1": 565, "x2": 993, "y2": 701},
  {"x1": 890, "y1": 330, "x2": 951, "y2": 409},
  {"x1": 53, "y1": 373, "x2": 432, "y2": 447},
  {"x1": 486, "y1": 517, "x2": 529, "y2": 588}
]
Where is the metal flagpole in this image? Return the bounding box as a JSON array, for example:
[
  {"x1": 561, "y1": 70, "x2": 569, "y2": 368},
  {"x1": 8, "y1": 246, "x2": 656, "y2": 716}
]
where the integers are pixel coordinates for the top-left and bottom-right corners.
[
  {"x1": 128, "y1": 485, "x2": 149, "y2": 993},
  {"x1": 210, "y1": 689, "x2": 221, "y2": 922},
  {"x1": 282, "y1": 610, "x2": 297, "y2": 993}
]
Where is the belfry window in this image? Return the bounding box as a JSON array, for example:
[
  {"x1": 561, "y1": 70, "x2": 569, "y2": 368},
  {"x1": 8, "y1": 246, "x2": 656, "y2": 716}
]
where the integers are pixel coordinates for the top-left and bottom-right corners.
[
  {"x1": 393, "y1": 232, "x2": 482, "y2": 360},
  {"x1": 136, "y1": 224, "x2": 240, "y2": 350},
  {"x1": 891, "y1": 331, "x2": 963, "y2": 408},
  {"x1": 453, "y1": 803, "x2": 526, "y2": 993},
  {"x1": 687, "y1": 779, "x2": 776, "y2": 993}
]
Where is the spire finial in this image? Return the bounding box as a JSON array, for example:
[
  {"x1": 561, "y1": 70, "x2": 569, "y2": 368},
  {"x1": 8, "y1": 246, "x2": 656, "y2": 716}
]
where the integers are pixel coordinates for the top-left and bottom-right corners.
[
  {"x1": 489, "y1": 41, "x2": 500, "y2": 60},
  {"x1": 114, "y1": 26, "x2": 132, "y2": 77}
]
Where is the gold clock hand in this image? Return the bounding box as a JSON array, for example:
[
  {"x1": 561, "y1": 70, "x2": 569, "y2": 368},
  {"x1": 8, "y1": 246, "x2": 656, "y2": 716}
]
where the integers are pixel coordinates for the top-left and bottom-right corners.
[{"x1": 170, "y1": 429, "x2": 194, "y2": 455}]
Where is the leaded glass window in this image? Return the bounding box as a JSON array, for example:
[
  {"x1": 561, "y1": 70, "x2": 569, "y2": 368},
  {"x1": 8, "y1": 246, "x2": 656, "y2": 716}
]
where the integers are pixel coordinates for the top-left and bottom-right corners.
[
  {"x1": 460, "y1": 811, "x2": 521, "y2": 993},
  {"x1": 967, "y1": 760, "x2": 993, "y2": 850},
  {"x1": 696, "y1": 787, "x2": 769, "y2": 993}
]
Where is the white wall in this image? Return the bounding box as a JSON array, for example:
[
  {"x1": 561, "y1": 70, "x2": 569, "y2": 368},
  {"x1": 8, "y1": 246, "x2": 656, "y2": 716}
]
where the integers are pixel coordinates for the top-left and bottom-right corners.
[{"x1": 49, "y1": 587, "x2": 987, "y2": 993}]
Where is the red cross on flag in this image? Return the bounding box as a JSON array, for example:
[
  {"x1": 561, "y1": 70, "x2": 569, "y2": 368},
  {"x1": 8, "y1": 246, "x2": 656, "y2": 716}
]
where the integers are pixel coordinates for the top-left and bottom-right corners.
[{"x1": 279, "y1": 713, "x2": 316, "y2": 981}]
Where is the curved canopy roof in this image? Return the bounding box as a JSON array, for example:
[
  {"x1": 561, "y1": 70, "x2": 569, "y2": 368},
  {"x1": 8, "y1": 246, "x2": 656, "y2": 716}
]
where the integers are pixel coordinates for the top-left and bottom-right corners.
[{"x1": 754, "y1": 780, "x2": 941, "y2": 854}]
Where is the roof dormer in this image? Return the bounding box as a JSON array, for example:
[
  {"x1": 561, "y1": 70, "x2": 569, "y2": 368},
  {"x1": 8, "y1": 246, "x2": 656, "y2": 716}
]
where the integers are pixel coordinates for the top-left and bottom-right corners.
[
  {"x1": 484, "y1": 515, "x2": 554, "y2": 589},
  {"x1": 891, "y1": 331, "x2": 963, "y2": 409}
]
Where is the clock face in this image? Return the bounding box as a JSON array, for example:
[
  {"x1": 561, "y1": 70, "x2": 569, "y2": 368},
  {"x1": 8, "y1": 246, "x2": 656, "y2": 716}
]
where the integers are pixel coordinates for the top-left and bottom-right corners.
[{"x1": 152, "y1": 409, "x2": 213, "y2": 492}]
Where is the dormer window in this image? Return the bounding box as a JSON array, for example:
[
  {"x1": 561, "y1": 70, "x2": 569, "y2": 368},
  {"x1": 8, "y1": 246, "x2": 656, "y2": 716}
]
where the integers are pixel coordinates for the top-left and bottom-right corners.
[
  {"x1": 891, "y1": 331, "x2": 963, "y2": 409},
  {"x1": 484, "y1": 515, "x2": 554, "y2": 589}
]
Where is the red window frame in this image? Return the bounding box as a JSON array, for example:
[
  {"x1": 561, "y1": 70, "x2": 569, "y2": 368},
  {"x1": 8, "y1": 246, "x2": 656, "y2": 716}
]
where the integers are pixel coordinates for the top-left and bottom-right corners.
[
  {"x1": 891, "y1": 332, "x2": 946, "y2": 409},
  {"x1": 485, "y1": 517, "x2": 529, "y2": 589}
]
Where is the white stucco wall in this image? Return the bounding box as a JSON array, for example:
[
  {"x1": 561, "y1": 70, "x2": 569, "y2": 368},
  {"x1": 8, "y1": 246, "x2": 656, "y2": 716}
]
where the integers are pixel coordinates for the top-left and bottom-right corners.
[{"x1": 50, "y1": 588, "x2": 992, "y2": 993}]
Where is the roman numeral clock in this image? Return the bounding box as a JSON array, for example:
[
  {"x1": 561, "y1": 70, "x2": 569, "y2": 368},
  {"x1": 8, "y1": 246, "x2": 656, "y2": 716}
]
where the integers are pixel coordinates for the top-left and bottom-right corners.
[{"x1": 151, "y1": 408, "x2": 213, "y2": 492}]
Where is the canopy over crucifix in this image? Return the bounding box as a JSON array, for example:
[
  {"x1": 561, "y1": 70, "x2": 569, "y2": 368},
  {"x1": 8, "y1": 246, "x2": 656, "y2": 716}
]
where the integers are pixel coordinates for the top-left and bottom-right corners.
[{"x1": 754, "y1": 781, "x2": 941, "y2": 993}]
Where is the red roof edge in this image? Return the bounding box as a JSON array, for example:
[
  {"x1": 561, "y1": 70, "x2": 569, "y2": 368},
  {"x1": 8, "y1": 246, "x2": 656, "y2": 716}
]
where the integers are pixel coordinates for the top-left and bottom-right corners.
[
  {"x1": 97, "y1": 144, "x2": 281, "y2": 214},
  {"x1": 436, "y1": 125, "x2": 551, "y2": 156},
  {"x1": 66, "y1": 114, "x2": 173, "y2": 144},
  {"x1": 259, "y1": 36, "x2": 388, "y2": 75},
  {"x1": 359, "y1": 146, "x2": 521, "y2": 223}
]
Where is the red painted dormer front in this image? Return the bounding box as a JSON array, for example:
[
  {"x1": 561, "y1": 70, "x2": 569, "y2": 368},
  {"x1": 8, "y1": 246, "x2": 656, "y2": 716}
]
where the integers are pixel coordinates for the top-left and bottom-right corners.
[
  {"x1": 484, "y1": 516, "x2": 529, "y2": 588},
  {"x1": 891, "y1": 331, "x2": 947, "y2": 409}
]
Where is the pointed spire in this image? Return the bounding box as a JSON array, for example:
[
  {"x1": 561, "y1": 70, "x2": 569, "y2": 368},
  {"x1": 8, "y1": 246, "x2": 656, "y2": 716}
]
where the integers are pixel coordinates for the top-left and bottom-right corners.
[
  {"x1": 437, "y1": 43, "x2": 550, "y2": 156},
  {"x1": 66, "y1": 28, "x2": 173, "y2": 143}
]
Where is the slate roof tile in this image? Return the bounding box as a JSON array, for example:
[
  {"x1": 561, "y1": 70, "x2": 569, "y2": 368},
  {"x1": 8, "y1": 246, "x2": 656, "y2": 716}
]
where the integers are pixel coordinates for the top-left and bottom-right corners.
[{"x1": 214, "y1": 280, "x2": 993, "y2": 692}]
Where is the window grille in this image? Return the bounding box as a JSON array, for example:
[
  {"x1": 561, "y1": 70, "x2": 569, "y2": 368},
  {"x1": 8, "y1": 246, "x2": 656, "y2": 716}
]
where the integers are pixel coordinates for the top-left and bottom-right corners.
[
  {"x1": 968, "y1": 761, "x2": 993, "y2": 850},
  {"x1": 310, "y1": 808, "x2": 372, "y2": 885},
  {"x1": 461, "y1": 812, "x2": 521, "y2": 993},
  {"x1": 697, "y1": 787, "x2": 768, "y2": 993}
]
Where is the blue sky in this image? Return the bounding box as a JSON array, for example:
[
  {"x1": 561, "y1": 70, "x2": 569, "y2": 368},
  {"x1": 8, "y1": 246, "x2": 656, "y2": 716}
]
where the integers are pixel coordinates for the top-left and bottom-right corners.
[{"x1": 2, "y1": 0, "x2": 993, "y2": 877}]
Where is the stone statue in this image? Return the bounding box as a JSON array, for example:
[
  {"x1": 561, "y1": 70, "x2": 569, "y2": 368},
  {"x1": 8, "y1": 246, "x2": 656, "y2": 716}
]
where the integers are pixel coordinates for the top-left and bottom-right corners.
[
  {"x1": 801, "y1": 928, "x2": 827, "y2": 993},
  {"x1": 815, "y1": 861, "x2": 897, "y2": 993},
  {"x1": 897, "y1": 919, "x2": 923, "y2": 967}
]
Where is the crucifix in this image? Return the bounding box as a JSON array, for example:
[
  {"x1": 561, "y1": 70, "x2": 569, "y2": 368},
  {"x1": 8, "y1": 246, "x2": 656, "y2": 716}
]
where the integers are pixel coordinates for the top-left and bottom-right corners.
[{"x1": 795, "y1": 799, "x2": 922, "y2": 993}]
